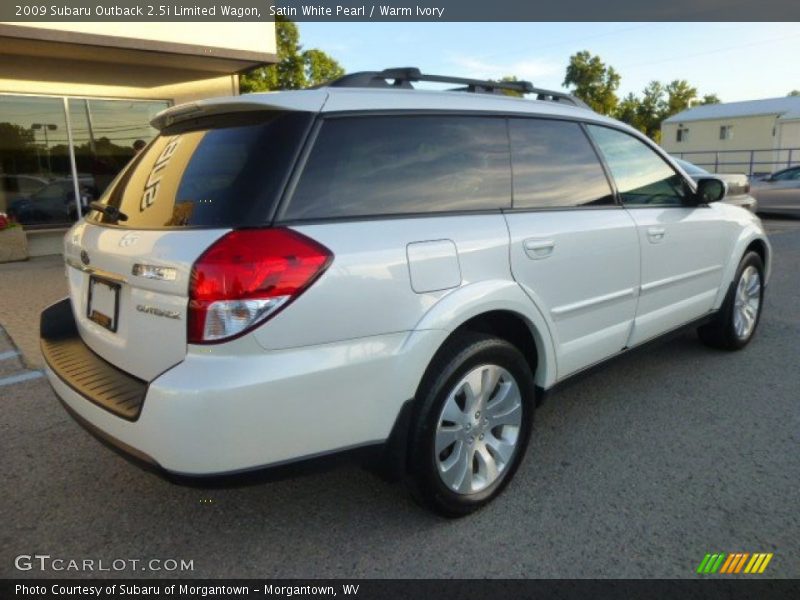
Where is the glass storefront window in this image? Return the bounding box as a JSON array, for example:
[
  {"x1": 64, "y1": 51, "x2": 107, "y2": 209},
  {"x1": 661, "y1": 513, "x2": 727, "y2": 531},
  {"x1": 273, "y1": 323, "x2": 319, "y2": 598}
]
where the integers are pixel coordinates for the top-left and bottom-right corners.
[
  {"x1": 0, "y1": 94, "x2": 169, "y2": 228},
  {"x1": 68, "y1": 98, "x2": 168, "y2": 216},
  {"x1": 0, "y1": 96, "x2": 70, "y2": 225}
]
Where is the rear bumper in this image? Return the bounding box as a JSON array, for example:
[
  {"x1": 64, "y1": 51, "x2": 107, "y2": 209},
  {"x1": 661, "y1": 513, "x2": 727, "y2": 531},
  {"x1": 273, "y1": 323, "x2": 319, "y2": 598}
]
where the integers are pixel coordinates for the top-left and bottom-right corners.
[
  {"x1": 42, "y1": 298, "x2": 445, "y2": 476},
  {"x1": 41, "y1": 300, "x2": 146, "y2": 421}
]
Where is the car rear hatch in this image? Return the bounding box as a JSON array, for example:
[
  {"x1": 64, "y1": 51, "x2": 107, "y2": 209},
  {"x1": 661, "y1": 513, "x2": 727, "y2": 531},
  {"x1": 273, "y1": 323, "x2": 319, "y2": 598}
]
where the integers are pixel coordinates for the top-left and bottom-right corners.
[{"x1": 62, "y1": 100, "x2": 317, "y2": 382}]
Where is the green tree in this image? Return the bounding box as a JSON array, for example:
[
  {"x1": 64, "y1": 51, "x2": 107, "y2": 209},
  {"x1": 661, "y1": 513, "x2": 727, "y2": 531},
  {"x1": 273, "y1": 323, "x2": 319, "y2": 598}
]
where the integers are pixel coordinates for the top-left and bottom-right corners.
[
  {"x1": 788, "y1": 90, "x2": 800, "y2": 97},
  {"x1": 0, "y1": 122, "x2": 36, "y2": 152},
  {"x1": 664, "y1": 80, "x2": 698, "y2": 117},
  {"x1": 563, "y1": 51, "x2": 621, "y2": 115},
  {"x1": 493, "y1": 75, "x2": 525, "y2": 97},
  {"x1": 239, "y1": 17, "x2": 343, "y2": 93},
  {"x1": 615, "y1": 93, "x2": 641, "y2": 131},
  {"x1": 635, "y1": 81, "x2": 666, "y2": 141},
  {"x1": 613, "y1": 81, "x2": 720, "y2": 142},
  {"x1": 302, "y1": 49, "x2": 345, "y2": 87},
  {"x1": 699, "y1": 93, "x2": 721, "y2": 105}
]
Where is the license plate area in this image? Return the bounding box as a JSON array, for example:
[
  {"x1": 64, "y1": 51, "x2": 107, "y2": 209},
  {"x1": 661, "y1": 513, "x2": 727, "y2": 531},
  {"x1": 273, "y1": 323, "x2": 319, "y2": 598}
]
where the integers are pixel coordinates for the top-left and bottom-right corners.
[{"x1": 87, "y1": 276, "x2": 120, "y2": 333}]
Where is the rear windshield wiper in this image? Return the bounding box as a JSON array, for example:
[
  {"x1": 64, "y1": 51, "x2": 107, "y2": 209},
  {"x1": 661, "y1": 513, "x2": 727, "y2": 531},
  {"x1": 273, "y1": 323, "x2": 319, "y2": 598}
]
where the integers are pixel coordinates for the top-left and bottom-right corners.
[{"x1": 89, "y1": 202, "x2": 128, "y2": 223}]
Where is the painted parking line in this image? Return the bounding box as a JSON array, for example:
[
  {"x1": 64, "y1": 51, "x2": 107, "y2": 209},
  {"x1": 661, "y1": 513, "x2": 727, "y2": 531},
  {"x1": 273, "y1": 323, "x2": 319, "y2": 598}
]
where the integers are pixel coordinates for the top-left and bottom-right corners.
[
  {"x1": 0, "y1": 350, "x2": 21, "y2": 362},
  {"x1": 0, "y1": 371, "x2": 43, "y2": 387}
]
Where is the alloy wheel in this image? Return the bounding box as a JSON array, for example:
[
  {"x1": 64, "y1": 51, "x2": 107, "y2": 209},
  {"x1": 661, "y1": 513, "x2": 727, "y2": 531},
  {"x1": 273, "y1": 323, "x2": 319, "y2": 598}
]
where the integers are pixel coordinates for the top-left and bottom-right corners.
[
  {"x1": 435, "y1": 364, "x2": 523, "y2": 494},
  {"x1": 733, "y1": 265, "x2": 761, "y2": 340}
]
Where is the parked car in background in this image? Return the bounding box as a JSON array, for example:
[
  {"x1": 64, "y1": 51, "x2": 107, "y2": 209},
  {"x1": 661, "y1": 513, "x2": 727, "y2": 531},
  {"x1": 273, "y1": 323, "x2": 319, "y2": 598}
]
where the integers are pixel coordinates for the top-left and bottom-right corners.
[
  {"x1": 751, "y1": 165, "x2": 800, "y2": 217},
  {"x1": 0, "y1": 174, "x2": 47, "y2": 212},
  {"x1": 8, "y1": 177, "x2": 94, "y2": 225},
  {"x1": 674, "y1": 159, "x2": 757, "y2": 213}
]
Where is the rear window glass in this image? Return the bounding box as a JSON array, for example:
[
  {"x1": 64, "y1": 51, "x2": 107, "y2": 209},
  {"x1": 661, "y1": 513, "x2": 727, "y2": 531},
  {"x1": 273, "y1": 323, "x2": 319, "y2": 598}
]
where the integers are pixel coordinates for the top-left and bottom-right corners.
[
  {"x1": 283, "y1": 116, "x2": 511, "y2": 220},
  {"x1": 89, "y1": 112, "x2": 312, "y2": 228}
]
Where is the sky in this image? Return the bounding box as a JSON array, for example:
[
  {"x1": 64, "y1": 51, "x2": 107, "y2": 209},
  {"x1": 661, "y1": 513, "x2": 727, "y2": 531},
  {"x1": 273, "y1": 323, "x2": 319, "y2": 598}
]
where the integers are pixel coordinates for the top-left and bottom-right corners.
[{"x1": 298, "y1": 22, "x2": 800, "y2": 102}]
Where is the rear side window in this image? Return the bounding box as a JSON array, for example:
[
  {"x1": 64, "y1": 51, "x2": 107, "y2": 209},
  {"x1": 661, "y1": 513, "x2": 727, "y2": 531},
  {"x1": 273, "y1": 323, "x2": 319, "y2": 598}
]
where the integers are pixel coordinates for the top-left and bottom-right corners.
[
  {"x1": 509, "y1": 119, "x2": 614, "y2": 209},
  {"x1": 586, "y1": 125, "x2": 690, "y2": 207},
  {"x1": 90, "y1": 112, "x2": 312, "y2": 228},
  {"x1": 283, "y1": 116, "x2": 511, "y2": 220}
]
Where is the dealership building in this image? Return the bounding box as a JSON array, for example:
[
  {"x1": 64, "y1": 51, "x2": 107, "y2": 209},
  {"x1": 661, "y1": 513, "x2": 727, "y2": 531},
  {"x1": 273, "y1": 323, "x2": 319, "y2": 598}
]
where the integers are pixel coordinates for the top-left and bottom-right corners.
[{"x1": 0, "y1": 22, "x2": 276, "y2": 258}]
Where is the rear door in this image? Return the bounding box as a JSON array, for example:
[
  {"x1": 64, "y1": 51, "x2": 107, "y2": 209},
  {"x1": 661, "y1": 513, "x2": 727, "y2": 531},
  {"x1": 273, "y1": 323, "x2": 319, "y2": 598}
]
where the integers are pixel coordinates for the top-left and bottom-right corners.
[
  {"x1": 504, "y1": 118, "x2": 640, "y2": 379},
  {"x1": 65, "y1": 111, "x2": 313, "y2": 380},
  {"x1": 586, "y1": 124, "x2": 734, "y2": 346}
]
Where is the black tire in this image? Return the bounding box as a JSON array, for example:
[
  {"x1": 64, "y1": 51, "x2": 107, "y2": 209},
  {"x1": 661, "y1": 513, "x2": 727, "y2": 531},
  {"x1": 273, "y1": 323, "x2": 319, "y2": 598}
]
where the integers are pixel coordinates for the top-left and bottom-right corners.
[
  {"x1": 698, "y1": 251, "x2": 765, "y2": 350},
  {"x1": 406, "y1": 332, "x2": 536, "y2": 517}
]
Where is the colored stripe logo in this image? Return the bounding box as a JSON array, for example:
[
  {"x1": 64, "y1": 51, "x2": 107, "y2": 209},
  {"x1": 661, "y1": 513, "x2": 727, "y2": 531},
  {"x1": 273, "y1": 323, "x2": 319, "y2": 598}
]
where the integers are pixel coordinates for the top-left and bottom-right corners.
[{"x1": 696, "y1": 552, "x2": 773, "y2": 574}]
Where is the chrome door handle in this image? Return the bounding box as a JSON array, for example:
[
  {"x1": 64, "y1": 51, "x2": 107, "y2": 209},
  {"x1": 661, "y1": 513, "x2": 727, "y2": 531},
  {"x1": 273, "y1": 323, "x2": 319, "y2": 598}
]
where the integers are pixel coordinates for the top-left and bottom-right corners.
[
  {"x1": 523, "y1": 239, "x2": 555, "y2": 259},
  {"x1": 647, "y1": 227, "x2": 666, "y2": 243}
]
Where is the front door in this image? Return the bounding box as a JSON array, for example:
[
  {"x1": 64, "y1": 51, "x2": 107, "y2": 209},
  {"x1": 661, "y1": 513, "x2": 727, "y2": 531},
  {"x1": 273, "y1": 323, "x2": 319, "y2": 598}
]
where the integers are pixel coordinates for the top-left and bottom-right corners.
[
  {"x1": 504, "y1": 118, "x2": 640, "y2": 379},
  {"x1": 587, "y1": 124, "x2": 731, "y2": 346}
]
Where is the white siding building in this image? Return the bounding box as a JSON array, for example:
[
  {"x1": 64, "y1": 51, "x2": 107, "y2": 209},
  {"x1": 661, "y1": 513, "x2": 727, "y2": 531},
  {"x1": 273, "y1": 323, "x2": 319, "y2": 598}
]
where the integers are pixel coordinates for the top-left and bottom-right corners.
[{"x1": 661, "y1": 97, "x2": 800, "y2": 176}]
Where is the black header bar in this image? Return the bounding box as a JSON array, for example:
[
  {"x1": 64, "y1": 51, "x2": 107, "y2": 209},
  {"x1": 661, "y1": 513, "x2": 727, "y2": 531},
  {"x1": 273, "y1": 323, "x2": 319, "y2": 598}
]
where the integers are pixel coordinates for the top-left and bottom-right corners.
[{"x1": 2, "y1": 0, "x2": 799, "y2": 22}]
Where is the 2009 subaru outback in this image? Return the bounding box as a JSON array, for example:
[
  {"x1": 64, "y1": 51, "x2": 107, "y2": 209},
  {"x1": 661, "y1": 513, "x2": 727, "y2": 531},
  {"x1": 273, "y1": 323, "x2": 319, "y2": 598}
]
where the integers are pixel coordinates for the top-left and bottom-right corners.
[{"x1": 41, "y1": 68, "x2": 771, "y2": 516}]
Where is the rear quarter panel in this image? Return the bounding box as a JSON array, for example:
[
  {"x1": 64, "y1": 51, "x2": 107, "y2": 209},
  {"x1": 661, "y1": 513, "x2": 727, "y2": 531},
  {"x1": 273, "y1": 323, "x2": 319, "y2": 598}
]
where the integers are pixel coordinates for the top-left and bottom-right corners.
[{"x1": 252, "y1": 215, "x2": 512, "y2": 350}]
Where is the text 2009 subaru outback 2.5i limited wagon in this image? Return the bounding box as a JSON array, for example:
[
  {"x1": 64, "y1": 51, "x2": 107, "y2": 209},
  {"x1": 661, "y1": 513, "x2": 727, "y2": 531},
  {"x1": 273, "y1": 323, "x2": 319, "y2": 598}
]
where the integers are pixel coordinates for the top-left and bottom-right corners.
[{"x1": 41, "y1": 68, "x2": 770, "y2": 516}]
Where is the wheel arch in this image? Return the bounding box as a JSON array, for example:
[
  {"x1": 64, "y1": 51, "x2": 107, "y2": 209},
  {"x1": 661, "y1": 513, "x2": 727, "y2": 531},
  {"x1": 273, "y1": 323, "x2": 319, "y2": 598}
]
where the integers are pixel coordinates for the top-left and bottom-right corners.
[
  {"x1": 745, "y1": 238, "x2": 769, "y2": 274},
  {"x1": 378, "y1": 284, "x2": 554, "y2": 483},
  {"x1": 713, "y1": 229, "x2": 772, "y2": 309},
  {"x1": 408, "y1": 280, "x2": 557, "y2": 391}
]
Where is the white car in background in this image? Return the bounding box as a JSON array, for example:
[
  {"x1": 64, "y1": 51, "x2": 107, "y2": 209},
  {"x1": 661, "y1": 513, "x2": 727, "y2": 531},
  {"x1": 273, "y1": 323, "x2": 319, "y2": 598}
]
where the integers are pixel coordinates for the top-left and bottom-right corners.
[{"x1": 41, "y1": 68, "x2": 771, "y2": 516}]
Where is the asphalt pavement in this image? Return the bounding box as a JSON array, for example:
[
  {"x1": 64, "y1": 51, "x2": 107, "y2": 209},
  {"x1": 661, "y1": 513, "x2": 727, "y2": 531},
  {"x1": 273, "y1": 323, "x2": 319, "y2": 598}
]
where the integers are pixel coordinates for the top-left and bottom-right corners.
[{"x1": 1, "y1": 219, "x2": 798, "y2": 579}]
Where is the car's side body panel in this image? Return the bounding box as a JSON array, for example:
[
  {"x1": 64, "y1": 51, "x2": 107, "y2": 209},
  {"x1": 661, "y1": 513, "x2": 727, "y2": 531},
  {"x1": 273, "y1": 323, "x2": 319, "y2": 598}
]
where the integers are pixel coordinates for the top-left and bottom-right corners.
[
  {"x1": 409, "y1": 279, "x2": 558, "y2": 388},
  {"x1": 504, "y1": 209, "x2": 640, "y2": 380},
  {"x1": 251, "y1": 215, "x2": 512, "y2": 351},
  {"x1": 623, "y1": 204, "x2": 738, "y2": 346}
]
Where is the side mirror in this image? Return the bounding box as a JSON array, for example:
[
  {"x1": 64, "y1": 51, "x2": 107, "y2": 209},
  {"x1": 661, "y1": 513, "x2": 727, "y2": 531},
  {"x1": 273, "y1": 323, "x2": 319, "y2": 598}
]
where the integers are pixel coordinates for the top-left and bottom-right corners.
[{"x1": 695, "y1": 177, "x2": 726, "y2": 204}]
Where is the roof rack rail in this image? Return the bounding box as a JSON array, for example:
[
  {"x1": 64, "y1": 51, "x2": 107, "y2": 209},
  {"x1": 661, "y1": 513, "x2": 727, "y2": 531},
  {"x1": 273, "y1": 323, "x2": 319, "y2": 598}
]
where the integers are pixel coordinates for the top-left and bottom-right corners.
[{"x1": 325, "y1": 67, "x2": 589, "y2": 109}]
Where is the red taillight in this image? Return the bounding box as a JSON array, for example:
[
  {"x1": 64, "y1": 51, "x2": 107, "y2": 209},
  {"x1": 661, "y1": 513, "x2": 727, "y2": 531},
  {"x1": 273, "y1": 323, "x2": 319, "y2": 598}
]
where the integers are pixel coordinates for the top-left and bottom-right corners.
[{"x1": 188, "y1": 228, "x2": 332, "y2": 344}]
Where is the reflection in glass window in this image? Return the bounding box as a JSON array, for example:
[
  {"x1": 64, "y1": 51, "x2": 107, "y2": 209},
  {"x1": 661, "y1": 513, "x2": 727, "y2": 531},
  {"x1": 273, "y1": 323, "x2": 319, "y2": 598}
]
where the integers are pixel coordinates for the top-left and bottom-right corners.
[
  {"x1": 587, "y1": 125, "x2": 690, "y2": 206},
  {"x1": 93, "y1": 112, "x2": 312, "y2": 229},
  {"x1": 69, "y1": 98, "x2": 168, "y2": 209},
  {"x1": 509, "y1": 119, "x2": 613, "y2": 209},
  {"x1": 0, "y1": 94, "x2": 169, "y2": 228},
  {"x1": 285, "y1": 116, "x2": 511, "y2": 220},
  {"x1": 0, "y1": 95, "x2": 71, "y2": 226}
]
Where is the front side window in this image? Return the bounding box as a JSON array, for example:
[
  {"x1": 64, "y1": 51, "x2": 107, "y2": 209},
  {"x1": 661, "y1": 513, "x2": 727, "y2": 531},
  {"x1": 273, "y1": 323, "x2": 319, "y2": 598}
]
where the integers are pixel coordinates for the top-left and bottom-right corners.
[
  {"x1": 284, "y1": 116, "x2": 511, "y2": 220},
  {"x1": 587, "y1": 125, "x2": 691, "y2": 207},
  {"x1": 509, "y1": 118, "x2": 613, "y2": 209}
]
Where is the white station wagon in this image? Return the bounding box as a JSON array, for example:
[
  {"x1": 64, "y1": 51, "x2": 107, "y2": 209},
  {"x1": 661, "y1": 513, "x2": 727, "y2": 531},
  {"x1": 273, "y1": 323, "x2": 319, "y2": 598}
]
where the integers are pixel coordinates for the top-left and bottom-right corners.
[{"x1": 41, "y1": 68, "x2": 771, "y2": 516}]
